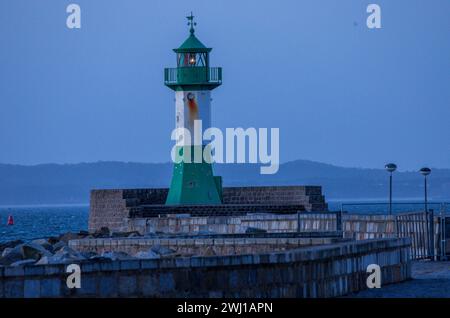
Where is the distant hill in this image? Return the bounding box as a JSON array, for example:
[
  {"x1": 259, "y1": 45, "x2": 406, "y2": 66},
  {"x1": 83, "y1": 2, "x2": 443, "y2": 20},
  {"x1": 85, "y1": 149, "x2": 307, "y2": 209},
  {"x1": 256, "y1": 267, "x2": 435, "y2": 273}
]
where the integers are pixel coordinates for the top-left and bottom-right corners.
[{"x1": 0, "y1": 160, "x2": 449, "y2": 205}]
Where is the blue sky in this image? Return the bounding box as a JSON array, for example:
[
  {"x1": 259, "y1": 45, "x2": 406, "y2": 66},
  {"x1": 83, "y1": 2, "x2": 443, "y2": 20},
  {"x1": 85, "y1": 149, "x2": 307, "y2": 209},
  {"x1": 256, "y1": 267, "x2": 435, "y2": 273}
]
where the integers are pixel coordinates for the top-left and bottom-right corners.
[{"x1": 0, "y1": 0, "x2": 449, "y2": 171}]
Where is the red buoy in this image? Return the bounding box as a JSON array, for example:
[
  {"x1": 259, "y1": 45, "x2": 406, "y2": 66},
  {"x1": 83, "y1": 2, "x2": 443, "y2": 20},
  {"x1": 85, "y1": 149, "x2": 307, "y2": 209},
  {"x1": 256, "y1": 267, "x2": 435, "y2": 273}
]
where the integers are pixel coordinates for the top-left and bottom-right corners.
[{"x1": 7, "y1": 215, "x2": 14, "y2": 226}]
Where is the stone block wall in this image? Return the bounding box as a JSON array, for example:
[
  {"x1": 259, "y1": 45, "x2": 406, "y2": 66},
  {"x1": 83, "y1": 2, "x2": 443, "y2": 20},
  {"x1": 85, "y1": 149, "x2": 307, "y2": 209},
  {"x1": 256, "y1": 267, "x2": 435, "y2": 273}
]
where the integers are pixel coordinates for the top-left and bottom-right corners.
[
  {"x1": 69, "y1": 236, "x2": 341, "y2": 256},
  {"x1": 344, "y1": 214, "x2": 397, "y2": 240},
  {"x1": 89, "y1": 188, "x2": 168, "y2": 232},
  {"x1": 89, "y1": 186, "x2": 328, "y2": 232},
  {"x1": 127, "y1": 214, "x2": 302, "y2": 235},
  {"x1": 125, "y1": 213, "x2": 396, "y2": 240},
  {"x1": 89, "y1": 190, "x2": 129, "y2": 233},
  {"x1": 0, "y1": 238, "x2": 411, "y2": 298},
  {"x1": 222, "y1": 186, "x2": 326, "y2": 210}
]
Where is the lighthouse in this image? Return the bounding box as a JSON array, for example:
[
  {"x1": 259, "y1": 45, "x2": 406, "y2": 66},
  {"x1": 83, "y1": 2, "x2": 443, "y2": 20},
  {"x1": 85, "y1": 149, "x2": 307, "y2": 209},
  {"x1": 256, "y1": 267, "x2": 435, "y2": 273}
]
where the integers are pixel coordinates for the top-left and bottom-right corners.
[{"x1": 164, "y1": 13, "x2": 223, "y2": 205}]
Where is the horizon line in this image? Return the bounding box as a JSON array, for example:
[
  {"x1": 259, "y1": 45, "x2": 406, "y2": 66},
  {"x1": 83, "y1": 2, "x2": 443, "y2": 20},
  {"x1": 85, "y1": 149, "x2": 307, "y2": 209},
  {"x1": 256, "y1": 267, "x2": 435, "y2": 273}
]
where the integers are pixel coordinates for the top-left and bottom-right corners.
[{"x1": 0, "y1": 159, "x2": 448, "y2": 173}]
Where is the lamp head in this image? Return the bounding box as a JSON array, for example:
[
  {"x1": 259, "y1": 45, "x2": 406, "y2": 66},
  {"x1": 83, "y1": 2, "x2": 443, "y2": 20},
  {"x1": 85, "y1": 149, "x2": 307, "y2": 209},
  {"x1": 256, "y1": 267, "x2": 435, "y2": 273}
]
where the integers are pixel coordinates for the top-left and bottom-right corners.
[
  {"x1": 385, "y1": 163, "x2": 397, "y2": 173},
  {"x1": 419, "y1": 167, "x2": 431, "y2": 176}
]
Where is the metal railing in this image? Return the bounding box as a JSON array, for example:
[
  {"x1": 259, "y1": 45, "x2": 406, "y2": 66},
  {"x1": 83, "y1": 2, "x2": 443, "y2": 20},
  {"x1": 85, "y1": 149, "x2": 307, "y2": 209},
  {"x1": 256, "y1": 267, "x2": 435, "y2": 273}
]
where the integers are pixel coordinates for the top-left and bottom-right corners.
[
  {"x1": 208, "y1": 67, "x2": 222, "y2": 83},
  {"x1": 337, "y1": 202, "x2": 449, "y2": 260},
  {"x1": 338, "y1": 201, "x2": 450, "y2": 215},
  {"x1": 396, "y1": 211, "x2": 433, "y2": 260},
  {"x1": 164, "y1": 67, "x2": 177, "y2": 84},
  {"x1": 164, "y1": 67, "x2": 222, "y2": 85}
]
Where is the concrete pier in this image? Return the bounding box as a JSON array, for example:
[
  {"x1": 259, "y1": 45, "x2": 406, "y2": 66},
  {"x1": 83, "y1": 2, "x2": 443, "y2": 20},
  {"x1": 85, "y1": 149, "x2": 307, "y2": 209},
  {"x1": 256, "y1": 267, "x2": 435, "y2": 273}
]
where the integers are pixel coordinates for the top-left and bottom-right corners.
[{"x1": 0, "y1": 238, "x2": 411, "y2": 298}]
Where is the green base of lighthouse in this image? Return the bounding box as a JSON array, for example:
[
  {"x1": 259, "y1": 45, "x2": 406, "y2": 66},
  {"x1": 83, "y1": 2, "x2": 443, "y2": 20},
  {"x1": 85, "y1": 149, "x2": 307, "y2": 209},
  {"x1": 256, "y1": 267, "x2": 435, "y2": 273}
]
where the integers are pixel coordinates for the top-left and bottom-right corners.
[{"x1": 166, "y1": 146, "x2": 223, "y2": 205}]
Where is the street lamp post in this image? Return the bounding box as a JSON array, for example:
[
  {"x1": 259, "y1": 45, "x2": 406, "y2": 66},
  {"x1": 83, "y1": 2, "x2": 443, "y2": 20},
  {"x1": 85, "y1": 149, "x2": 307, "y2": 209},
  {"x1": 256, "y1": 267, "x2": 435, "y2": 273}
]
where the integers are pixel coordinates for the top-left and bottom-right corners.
[
  {"x1": 385, "y1": 163, "x2": 397, "y2": 215},
  {"x1": 419, "y1": 167, "x2": 431, "y2": 213},
  {"x1": 419, "y1": 167, "x2": 433, "y2": 260}
]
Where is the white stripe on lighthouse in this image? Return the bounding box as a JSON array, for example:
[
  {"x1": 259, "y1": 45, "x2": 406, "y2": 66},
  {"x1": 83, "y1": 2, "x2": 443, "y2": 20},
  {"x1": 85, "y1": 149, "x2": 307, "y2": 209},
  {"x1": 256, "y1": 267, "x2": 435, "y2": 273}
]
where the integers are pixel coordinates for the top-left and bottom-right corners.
[{"x1": 175, "y1": 90, "x2": 212, "y2": 146}]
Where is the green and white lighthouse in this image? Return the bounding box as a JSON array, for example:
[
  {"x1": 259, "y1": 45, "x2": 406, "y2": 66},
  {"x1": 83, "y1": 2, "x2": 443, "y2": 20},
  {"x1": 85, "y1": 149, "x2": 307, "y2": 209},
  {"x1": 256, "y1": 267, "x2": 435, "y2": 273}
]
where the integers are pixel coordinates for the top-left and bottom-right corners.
[{"x1": 164, "y1": 13, "x2": 223, "y2": 205}]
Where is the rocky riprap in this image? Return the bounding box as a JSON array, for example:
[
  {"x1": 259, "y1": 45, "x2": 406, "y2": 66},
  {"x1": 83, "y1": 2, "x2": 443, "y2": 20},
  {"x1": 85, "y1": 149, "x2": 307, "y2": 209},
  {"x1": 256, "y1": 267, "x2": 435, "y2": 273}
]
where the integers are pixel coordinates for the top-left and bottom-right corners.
[{"x1": 0, "y1": 228, "x2": 176, "y2": 267}]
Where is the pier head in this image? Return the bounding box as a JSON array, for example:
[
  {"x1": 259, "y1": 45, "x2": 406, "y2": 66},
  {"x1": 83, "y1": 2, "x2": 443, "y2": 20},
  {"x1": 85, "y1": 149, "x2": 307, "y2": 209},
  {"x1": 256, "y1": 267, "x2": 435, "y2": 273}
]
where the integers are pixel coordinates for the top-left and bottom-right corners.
[
  {"x1": 77, "y1": 15, "x2": 413, "y2": 298},
  {"x1": 0, "y1": 14, "x2": 412, "y2": 299}
]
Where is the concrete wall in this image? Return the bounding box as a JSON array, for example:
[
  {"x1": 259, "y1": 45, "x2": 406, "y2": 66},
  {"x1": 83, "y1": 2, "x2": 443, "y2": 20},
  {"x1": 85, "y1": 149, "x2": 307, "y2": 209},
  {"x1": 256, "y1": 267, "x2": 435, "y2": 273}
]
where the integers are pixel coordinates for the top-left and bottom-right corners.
[
  {"x1": 127, "y1": 214, "x2": 302, "y2": 235},
  {"x1": 89, "y1": 186, "x2": 328, "y2": 232},
  {"x1": 69, "y1": 236, "x2": 342, "y2": 256},
  {"x1": 0, "y1": 238, "x2": 411, "y2": 298},
  {"x1": 343, "y1": 214, "x2": 396, "y2": 240},
  {"x1": 97, "y1": 210, "x2": 446, "y2": 258},
  {"x1": 125, "y1": 213, "x2": 397, "y2": 240},
  {"x1": 222, "y1": 186, "x2": 326, "y2": 210},
  {"x1": 89, "y1": 190, "x2": 129, "y2": 233}
]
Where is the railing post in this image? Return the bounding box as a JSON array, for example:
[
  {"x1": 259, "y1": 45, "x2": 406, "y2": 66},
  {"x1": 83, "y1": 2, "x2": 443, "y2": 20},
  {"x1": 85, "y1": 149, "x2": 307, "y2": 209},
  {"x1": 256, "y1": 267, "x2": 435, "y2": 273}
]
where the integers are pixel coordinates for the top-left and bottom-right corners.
[
  {"x1": 439, "y1": 203, "x2": 445, "y2": 260},
  {"x1": 442, "y1": 203, "x2": 448, "y2": 261},
  {"x1": 395, "y1": 214, "x2": 399, "y2": 238},
  {"x1": 429, "y1": 209, "x2": 435, "y2": 260},
  {"x1": 297, "y1": 211, "x2": 301, "y2": 233},
  {"x1": 336, "y1": 210, "x2": 342, "y2": 233}
]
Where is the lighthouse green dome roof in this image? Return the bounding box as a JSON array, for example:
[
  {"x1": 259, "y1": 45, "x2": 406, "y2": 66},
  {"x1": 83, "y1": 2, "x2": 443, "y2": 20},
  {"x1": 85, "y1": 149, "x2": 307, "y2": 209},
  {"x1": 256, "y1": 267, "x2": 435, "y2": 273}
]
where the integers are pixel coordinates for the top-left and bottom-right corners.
[
  {"x1": 174, "y1": 33, "x2": 212, "y2": 53},
  {"x1": 173, "y1": 13, "x2": 212, "y2": 53}
]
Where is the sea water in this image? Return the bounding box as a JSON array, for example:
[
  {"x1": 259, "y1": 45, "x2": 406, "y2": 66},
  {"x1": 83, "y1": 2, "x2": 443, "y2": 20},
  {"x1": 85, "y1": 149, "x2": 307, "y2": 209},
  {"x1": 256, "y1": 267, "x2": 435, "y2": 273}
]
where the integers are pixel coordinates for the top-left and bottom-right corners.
[{"x1": 0, "y1": 205, "x2": 88, "y2": 243}]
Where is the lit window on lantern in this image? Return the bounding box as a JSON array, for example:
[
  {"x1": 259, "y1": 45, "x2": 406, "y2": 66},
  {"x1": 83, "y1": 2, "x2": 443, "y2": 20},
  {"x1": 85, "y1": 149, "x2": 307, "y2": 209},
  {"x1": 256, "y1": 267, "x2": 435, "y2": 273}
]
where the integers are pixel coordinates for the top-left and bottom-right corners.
[{"x1": 189, "y1": 54, "x2": 196, "y2": 65}]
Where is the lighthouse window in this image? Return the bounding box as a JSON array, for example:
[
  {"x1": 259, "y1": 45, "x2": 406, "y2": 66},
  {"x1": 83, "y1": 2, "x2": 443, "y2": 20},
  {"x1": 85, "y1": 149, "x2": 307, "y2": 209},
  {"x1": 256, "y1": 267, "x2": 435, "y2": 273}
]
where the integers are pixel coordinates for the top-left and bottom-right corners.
[
  {"x1": 178, "y1": 53, "x2": 207, "y2": 67},
  {"x1": 197, "y1": 53, "x2": 206, "y2": 66},
  {"x1": 189, "y1": 54, "x2": 196, "y2": 65},
  {"x1": 182, "y1": 53, "x2": 195, "y2": 66}
]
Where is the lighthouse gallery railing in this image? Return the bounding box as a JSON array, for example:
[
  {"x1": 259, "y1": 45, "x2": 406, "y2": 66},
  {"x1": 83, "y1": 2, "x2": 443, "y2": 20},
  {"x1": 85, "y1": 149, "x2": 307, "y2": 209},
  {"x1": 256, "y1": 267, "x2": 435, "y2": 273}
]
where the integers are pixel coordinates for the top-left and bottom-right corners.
[{"x1": 164, "y1": 67, "x2": 222, "y2": 85}]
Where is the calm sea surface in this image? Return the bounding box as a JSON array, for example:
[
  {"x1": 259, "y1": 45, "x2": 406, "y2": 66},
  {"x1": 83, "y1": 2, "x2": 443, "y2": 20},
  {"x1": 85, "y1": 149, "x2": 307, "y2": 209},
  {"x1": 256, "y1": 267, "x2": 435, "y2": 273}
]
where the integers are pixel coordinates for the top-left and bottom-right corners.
[
  {"x1": 0, "y1": 201, "x2": 448, "y2": 243},
  {"x1": 0, "y1": 205, "x2": 88, "y2": 243}
]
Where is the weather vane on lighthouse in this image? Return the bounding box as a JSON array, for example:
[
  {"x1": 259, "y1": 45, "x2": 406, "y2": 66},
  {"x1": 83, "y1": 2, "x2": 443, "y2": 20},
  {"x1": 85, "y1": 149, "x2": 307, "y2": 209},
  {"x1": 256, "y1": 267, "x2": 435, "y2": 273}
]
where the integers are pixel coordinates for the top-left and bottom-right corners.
[{"x1": 187, "y1": 12, "x2": 196, "y2": 34}]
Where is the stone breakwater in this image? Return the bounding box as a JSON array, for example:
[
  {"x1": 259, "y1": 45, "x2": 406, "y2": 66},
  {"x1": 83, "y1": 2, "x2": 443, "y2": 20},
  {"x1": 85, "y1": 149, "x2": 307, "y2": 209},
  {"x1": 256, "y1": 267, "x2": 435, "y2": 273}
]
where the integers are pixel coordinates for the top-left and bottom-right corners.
[
  {"x1": 0, "y1": 238, "x2": 411, "y2": 298},
  {"x1": 0, "y1": 230, "x2": 188, "y2": 268},
  {"x1": 0, "y1": 210, "x2": 414, "y2": 298},
  {"x1": 0, "y1": 229, "x2": 341, "y2": 268}
]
